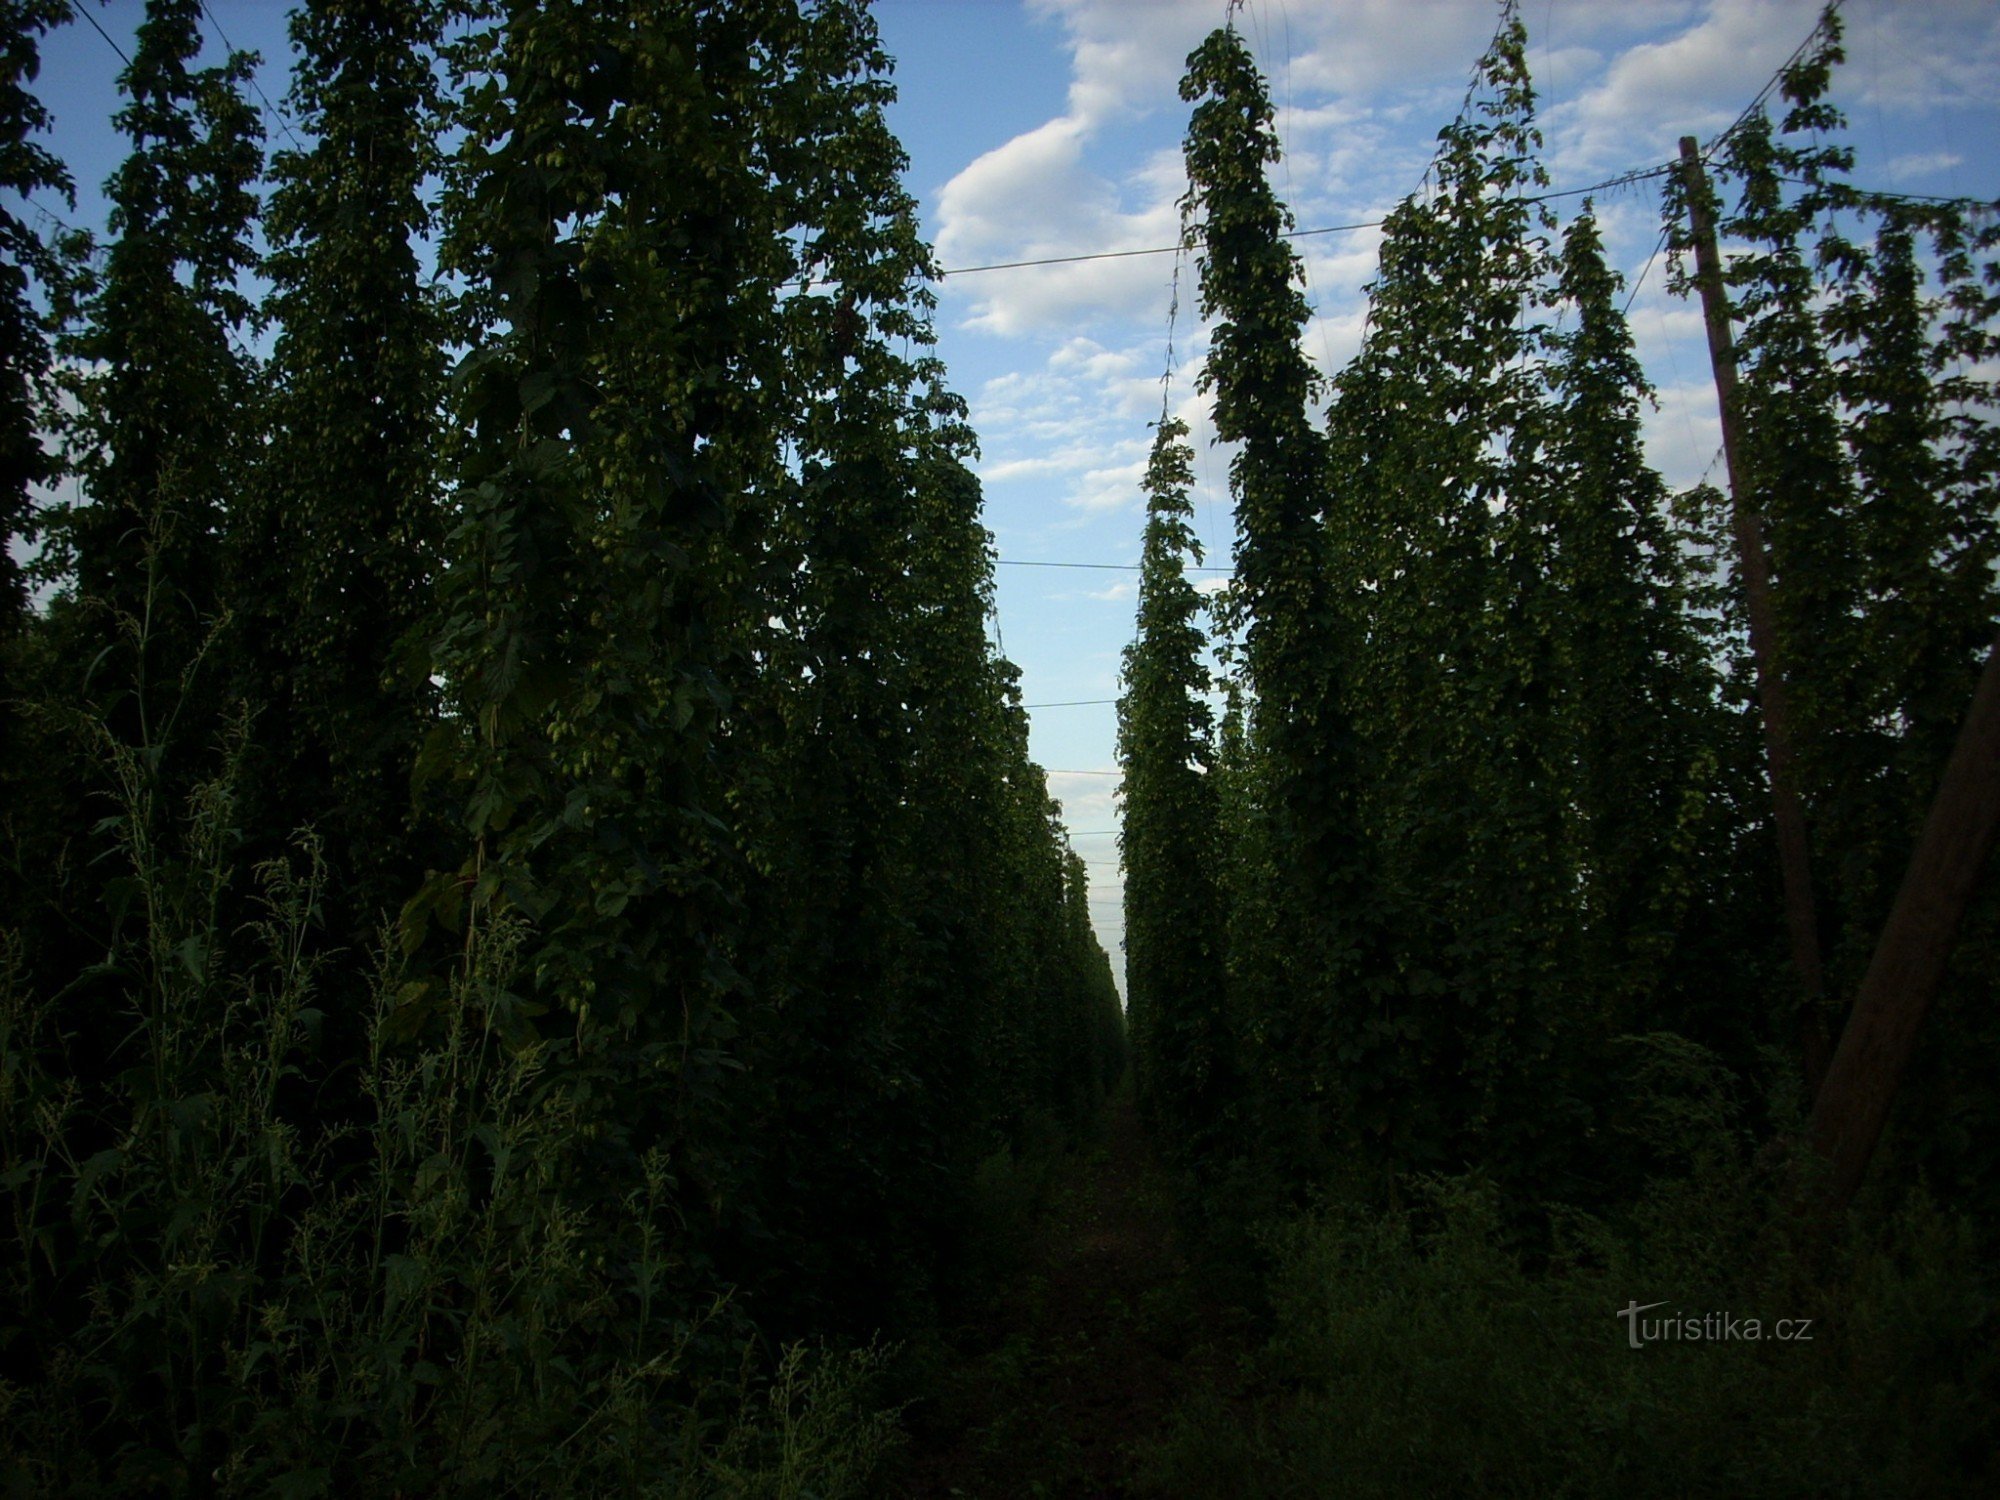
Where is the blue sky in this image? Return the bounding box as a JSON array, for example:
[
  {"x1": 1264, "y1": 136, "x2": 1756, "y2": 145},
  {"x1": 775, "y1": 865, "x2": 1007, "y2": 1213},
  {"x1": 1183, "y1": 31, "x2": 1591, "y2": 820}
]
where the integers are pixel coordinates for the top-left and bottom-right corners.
[
  {"x1": 28, "y1": 0, "x2": 2000, "y2": 982},
  {"x1": 877, "y1": 0, "x2": 2000, "y2": 975}
]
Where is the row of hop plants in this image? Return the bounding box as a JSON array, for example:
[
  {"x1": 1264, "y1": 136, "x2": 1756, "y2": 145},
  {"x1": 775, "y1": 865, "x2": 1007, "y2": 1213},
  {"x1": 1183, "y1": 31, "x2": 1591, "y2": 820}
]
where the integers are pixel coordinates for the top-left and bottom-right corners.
[
  {"x1": 1120, "y1": 6, "x2": 1999, "y2": 1492},
  {"x1": 0, "y1": 0, "x2": 1125, "y2": 1490},
  {"x1": 1, "y1": 673, "x2": 905, "y2": 1494},
  {"x1": 1126, "y1": 0, "x2": 1999, "y2": 1223}
]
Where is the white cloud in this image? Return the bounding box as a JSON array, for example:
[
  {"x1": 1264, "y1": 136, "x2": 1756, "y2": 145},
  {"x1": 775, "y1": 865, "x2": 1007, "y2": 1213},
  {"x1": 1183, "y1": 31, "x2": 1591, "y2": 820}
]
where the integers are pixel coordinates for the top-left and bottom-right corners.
[
  {"x1": 1844, "y1": 0, "x2": 2000, "y2": 114},
  {"x1": 1543, "y1": 0, "x2": 2000, "y2": 182},
  {"x1": 972, "y1": 336, "x2": 1196, "y2": 517},
  {"x1": 1537, "y1": 44, "x2": 1608, "y2": 97},
  {"x1": 1642, "y1": 378, "x2": 1726, "y2": 492},
  {"x1": 1049, "y1": 335, "x2": 1144, "y2": 380},
  {"x1": 1045, "y1": 774, "x2": 1123, "y2": 830},
  {"x1": 1282, "y1": 0, "x2": 1504, "y2": 99},
  {"x1": 940, "y1": 0, "x2": 1541, "y2": 340},
  {"x1": 935, "y1": 121, "x2": 1182, "y2": 335},
  {"x1": 1068, "y1": 457, "x2": 1150, "y2": 514},
  {"x1": 1883, "y1": 150, "x2": 1964, "y2": 182},
  {"x1": 980, "y1": 433, "x2": 1128, "y2": 485},
  {"x1": 1548, "y1": 0, "x2": 1824, "y2": 173},
  {"x1": 1027, "y1": 0, "x2": 1228, "y2": 122},
  {"x1": 936, "y1": 116, "x2": 1096, "y2": 259}
]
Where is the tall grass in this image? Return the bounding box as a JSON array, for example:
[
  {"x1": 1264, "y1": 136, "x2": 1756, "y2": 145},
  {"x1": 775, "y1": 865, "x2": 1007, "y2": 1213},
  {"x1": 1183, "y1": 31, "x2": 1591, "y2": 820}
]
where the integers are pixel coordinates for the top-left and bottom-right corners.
[
  {"x1": 1, "y1": 681, "x2": 900, "y2": 1496},
  {"x1": 1138, "y1": 1035, "x2": 1999, "y2": 1499}
]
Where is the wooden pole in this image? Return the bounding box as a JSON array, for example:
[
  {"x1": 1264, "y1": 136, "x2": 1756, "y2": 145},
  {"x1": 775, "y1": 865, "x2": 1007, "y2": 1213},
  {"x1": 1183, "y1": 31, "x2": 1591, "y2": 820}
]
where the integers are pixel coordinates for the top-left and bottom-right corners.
[
  {"x1": 1677, "y1": 136, "x2": 1832, "y2": 1093},
  {"x1": 1806, "y1": 633, "x2": 2000, "y2": 1213}
]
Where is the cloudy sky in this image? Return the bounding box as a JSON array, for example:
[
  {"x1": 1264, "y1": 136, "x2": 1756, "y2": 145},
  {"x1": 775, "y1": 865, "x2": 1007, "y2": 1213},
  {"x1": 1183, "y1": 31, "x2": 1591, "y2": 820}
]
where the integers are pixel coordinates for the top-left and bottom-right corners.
[
  {"x1": 31, "y1": 0, "x2": 2000, "y2": 984},
  {"x1": 871, "y1": 0, "x2": 2000, "y2": 977}
]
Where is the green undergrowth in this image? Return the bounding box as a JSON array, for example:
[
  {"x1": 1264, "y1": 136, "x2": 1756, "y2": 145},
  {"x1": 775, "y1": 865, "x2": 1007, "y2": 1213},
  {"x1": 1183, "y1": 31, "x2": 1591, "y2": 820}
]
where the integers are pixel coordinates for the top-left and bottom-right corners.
[
  {"x1": 0, "y1": 745, "x2": 906, "y2": 1498},
  {"x1": 884, "y1": 1114, "x2": 1075, "y2": 1449},
  {"x1": 892, "y1": 1098, "x2": 1197, "y2": 1497},
  {"x1": 1138, "y1": 1043, "x2": 2000, "y2": 1499}
]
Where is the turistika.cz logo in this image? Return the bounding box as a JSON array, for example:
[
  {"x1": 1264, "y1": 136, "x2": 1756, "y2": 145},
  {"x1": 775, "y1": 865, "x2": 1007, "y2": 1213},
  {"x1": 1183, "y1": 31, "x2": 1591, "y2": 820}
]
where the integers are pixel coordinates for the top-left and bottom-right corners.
[{"x1": 1616, "y1": 1300, "x2": 1815, "y2": 1349}]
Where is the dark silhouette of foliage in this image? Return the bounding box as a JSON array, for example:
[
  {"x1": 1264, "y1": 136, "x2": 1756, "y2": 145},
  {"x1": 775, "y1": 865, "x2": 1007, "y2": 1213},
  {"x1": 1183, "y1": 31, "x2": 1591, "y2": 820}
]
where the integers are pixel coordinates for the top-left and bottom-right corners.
[
  {"x1": 2, "y1": 2, "x2": 1124, "y2": 1487},
  {"x1": 1179, "y1": 21, "x2": 1366, "y2": 1184},
  {"x1": 0, "y1": 0, "x2": 67, "y2": 652},
  {"x1": 49, "y1": 0, "x2": 262, "y2": 739},
  {"x1": 229, "y1": 0, "x2": 451, "y2": 950},
  {"x1": 1118, "y1": 415, "x2": 1229, "y2": 1165},
  {"x1": 1148, "y1": 2, "x2": 1997, "y2": 1229}
]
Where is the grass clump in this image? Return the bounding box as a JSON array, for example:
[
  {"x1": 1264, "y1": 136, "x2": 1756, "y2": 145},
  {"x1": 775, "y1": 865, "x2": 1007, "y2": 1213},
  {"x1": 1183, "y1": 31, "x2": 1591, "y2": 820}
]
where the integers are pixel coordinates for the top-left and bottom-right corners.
[
  {"x1": 0, "y1": 736, "x2": 902, "y2": 1498},
  {"x1": 1138, "y1": 1038, "x2": 1999, "y2": 1499}
]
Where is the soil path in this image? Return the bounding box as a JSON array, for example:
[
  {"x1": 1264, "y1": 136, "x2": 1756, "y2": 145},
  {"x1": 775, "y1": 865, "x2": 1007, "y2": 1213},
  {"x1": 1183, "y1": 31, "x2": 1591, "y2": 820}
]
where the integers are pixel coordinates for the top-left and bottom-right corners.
[{"x1": 898, "y1": 1096, "x2": 1248, "y2": 1498}]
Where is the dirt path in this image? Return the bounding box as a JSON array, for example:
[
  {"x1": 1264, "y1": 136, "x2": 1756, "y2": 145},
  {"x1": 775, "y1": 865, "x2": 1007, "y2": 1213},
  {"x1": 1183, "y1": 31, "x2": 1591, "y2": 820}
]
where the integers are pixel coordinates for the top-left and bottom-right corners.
[{"x1": 898, "y1": 1097, "x2": 1248, "y2": 1498}]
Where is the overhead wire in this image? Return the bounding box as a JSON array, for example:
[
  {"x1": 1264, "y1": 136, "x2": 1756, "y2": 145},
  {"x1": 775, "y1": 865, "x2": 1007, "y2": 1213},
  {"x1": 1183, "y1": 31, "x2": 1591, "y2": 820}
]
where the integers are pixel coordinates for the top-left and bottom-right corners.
[
  {"x1": 75, "y1": 3, "x2": 131, "y2": 69},
  {"x1": 198, "y1": 1, "x2": 308, "y2": 155},
  {"x1": 1621, "y1": 224, "x2": 1672, "y2": 317},
  {"x1": 996, "y1": 558, "x2": 1230, "y2": 574},
  {"x1": 933, "y1": 183, "x2": 1669, "y2": 285},
  {"x1": 1702, "y1": 0, "x2": 1846, "y2": 167},
  {"x1": 1000, "y1": 1, "x2": 1887, "y2": 742},
  {"x1": 1778, "y1": 177, "x2": 1997, "y2": 208},
  {"x1": 931, "y1": 8, "x2": 1929, "y2": 302},
  {"x1": 72, "y1": 0, "x2": 308, "y2": 159},
  {"x1": 786, "y1": 173, "x2": 1689, "y2": 296}
]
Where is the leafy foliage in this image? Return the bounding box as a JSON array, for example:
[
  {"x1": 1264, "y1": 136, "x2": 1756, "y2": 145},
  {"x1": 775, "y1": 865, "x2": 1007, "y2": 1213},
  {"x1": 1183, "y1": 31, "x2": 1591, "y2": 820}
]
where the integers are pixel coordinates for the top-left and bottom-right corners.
[
  {"x1": 0, "y1": 0, "x2": 68, "y2": 650},
  {"x1": 1, "y1": 0, "x2": 1123, "y2": 1486},
  {"x1": 1691, "y1": 9, "x2": 2000, "y2": 1213},
  {"x1": 231, "y1": 0, "x2": 452, "y2": 950},
  {"x1": 1147, "y1": 0, "x2": 2000, "y2": 1253},
  {"x1": 1178, "y1": 22, "x2": 1365, "y2": 1184},
  {"x1": 47, "y1": 0, "x2": 263, "y2": 741},
  {"x1": 1117, "y1": 415, "x2": 1229, "y2": 1165}
]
